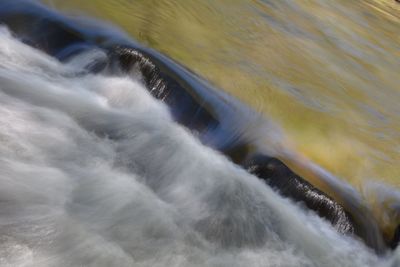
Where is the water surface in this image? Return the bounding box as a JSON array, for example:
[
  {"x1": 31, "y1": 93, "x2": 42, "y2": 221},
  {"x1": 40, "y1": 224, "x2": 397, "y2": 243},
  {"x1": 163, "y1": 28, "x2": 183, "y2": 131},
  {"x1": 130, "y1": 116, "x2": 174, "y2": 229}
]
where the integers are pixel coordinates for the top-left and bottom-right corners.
[
  {"x1": 42, "y1": 0, "x2": 400, "y2": 235},
  {"x1": 43, "y1": 0, "x2": 400, "y2": 190},
  {"x1": 1, "y1": 0, "x2": 400, "y2": 266}
]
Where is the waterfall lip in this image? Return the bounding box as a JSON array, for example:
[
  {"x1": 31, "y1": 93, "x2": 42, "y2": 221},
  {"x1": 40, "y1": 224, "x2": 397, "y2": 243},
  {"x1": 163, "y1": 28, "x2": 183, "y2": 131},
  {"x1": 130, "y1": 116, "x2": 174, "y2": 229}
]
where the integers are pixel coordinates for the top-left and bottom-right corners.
[{"x1": 0, "y1": 0, "x2": 395, "y2": 255}]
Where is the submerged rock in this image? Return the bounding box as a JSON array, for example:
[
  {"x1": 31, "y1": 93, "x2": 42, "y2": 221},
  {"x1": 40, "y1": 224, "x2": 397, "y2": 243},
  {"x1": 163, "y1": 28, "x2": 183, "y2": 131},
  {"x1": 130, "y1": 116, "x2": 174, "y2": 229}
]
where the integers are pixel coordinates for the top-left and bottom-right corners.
[{"x1": 0, "y1": 0, "x2": 393, "y2": 254}]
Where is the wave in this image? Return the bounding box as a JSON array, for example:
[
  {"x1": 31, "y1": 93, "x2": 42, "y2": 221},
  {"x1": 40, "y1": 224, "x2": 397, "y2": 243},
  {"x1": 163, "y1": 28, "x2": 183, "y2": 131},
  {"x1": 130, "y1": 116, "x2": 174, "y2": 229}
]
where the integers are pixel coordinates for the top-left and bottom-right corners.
[{"x1": 0, "y1": 1, "x2": 399, "y2": 266}]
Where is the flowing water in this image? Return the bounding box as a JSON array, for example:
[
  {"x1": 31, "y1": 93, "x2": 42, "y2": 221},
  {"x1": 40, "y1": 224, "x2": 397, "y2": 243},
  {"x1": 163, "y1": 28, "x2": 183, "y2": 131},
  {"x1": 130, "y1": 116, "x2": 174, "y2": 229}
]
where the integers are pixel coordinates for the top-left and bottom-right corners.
[
  {"x1": 0, "y1": 0, "x2": 400, "y2": 266},
  {"x1": 42, "y1": 0, "x2": 400, "y2": 232},
  {"x1": 43, "y1": 0, "x2": 400, "y2": 188}
]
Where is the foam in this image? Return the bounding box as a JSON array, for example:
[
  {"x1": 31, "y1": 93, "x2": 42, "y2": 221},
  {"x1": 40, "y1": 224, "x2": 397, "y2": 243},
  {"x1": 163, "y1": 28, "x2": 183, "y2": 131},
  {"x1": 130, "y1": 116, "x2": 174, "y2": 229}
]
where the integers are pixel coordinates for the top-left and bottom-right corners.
[{"x1": 0, "y1": 26, "x2": 389, "y2": 267}]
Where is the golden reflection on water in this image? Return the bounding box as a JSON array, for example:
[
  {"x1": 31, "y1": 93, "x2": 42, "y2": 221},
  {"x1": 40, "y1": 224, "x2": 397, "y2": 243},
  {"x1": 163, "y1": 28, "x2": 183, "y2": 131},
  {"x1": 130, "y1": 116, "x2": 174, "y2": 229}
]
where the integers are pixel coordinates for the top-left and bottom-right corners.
[{"x1": 44, "y1": 0, "x2": 400, "y2": 193}]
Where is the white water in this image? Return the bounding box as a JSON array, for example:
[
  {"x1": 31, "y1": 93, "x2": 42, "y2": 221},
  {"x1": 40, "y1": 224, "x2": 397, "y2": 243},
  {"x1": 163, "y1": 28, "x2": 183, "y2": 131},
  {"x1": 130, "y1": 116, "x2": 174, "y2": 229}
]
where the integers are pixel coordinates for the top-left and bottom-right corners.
[{"x1": 0, "y1": 27, "x2": 398, "y2": 267}]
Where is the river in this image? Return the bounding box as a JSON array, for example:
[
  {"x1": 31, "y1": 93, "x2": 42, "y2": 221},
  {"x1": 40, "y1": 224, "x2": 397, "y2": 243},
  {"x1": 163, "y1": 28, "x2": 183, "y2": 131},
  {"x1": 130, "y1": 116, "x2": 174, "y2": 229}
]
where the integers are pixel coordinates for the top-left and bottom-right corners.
[{"x1": 0, "y1": 0, "x2": 400, "y2": 266}]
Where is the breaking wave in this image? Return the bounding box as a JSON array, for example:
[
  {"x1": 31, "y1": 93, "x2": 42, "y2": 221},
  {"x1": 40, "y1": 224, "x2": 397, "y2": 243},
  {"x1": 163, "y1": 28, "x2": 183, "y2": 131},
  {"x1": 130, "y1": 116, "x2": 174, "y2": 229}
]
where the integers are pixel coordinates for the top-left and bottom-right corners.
[{"x1": 0, "y1": 22, "x2": 399, "y2": 267}]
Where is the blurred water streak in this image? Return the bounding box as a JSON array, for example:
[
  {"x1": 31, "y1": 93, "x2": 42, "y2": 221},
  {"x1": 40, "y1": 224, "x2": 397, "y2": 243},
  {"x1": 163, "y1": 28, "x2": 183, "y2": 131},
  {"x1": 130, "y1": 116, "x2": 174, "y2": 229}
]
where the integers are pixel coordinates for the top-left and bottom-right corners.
[{"x1": 43, "y1": 0, "x2": 400, "y2": 203}]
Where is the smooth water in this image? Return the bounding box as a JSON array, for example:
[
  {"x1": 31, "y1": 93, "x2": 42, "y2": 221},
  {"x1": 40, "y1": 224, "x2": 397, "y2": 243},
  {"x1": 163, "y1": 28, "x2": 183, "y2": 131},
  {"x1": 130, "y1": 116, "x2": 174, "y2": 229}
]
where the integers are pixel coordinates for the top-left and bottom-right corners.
[{"x1": 1, "y1": 0, "x2": 400, "y2": 266}]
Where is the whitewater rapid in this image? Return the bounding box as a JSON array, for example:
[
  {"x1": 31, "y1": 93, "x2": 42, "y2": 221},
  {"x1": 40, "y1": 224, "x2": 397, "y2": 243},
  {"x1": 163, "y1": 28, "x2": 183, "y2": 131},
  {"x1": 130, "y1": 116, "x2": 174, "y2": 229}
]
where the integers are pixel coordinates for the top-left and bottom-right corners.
[{"x1": 0, "y1": 26, "x2": 398, "y2": 267}]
